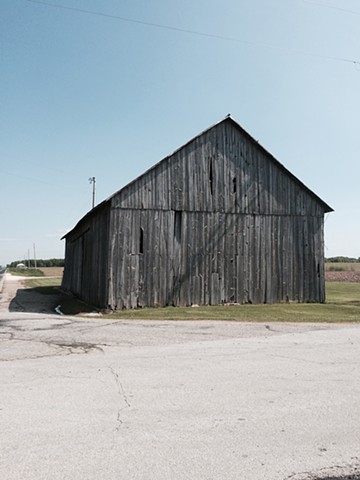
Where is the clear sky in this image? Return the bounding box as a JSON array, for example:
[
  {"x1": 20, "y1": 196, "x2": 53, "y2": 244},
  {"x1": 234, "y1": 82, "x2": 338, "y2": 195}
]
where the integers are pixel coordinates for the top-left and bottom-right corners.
[{"x1": 1, "y1": 0, "x2": 359, "y2": 266}]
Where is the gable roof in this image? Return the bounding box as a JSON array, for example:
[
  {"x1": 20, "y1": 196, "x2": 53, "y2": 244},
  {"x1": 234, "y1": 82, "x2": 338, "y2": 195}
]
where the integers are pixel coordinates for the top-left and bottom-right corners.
[{"x1": 62, "y1": 115, "x2": 333, "y2": 239}]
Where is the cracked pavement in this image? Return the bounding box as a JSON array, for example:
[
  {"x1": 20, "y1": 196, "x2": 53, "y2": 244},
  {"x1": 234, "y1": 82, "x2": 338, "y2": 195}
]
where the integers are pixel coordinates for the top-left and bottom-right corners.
[{"x1": 1, "y1": 276, "x2": 360, "y2": 480}]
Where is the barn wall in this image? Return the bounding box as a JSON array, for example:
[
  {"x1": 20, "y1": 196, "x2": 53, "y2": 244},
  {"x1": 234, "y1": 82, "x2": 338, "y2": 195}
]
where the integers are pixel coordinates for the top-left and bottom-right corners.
[
  {"x1": 111, "y1": 122, "x2": 325, "y2": 217},
  {"x1": 62, "y1": 204, "x2": 110, "y2": 307},
  {"x1": 105, "y1": 120, "x2": 327, "y2": 308},
  {"x1": 63, "y1": 119, "x2": 329, "y2": 308},
  {"x1": 108, "y1": 208, "x2": 325, "y2": 309}
]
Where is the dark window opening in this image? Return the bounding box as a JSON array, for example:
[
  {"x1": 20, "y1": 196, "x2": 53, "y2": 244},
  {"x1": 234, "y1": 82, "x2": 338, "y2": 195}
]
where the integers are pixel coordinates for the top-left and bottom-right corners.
[
  {"x1": 209, "y1": 161, "x2": 213, "y2": 196},
  {"x1": 233, "y1": 176, "x2": 237, "y2": 194},
  {"x1": 139, "y1": 227, "x2": 144, "y2": 254},
  {"x1": 174, "y1": 210, "x2": 182, "y2": 244}
]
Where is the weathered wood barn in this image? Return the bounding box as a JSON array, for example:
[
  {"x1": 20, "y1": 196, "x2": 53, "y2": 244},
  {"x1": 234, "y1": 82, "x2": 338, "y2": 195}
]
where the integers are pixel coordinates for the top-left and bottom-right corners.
[{"x1": 62, "y1": 116, "x2": 333, "y2": 309}]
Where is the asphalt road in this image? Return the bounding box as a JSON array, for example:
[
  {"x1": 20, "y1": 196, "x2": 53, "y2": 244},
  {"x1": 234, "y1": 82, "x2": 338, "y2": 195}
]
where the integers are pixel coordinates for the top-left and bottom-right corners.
[{"x1": 1, "y1": 311, "x2": 360, "y2": 480}]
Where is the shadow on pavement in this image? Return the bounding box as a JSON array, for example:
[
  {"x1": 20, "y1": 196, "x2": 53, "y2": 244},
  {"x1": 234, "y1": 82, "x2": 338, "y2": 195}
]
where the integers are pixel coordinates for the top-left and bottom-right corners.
[
  {"x1": 8, "y1": 286, "x2": 97, "y2": 316},
  {"x1": 9, "y1": 287, "x2": 62, "y2": 314}
]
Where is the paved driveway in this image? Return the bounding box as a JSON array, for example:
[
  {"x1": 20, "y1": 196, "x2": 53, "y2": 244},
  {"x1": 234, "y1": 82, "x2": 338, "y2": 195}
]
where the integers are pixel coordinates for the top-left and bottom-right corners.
[{"x1": 1, "y1": 310, "x2": 360, "y2": 480}]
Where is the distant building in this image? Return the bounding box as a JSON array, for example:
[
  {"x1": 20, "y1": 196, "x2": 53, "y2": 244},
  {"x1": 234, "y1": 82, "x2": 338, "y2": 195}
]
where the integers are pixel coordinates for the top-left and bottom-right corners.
[
  {"x1": 16, "y1": 263, "x2": 27, "y2": 269},
  {"x1": 62, "y1": 116, "x2": 333, "y2": 309}
]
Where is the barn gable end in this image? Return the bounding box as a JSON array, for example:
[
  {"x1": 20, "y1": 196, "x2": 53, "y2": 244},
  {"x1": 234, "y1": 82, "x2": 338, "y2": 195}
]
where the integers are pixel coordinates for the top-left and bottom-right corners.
[
  {"x1": 111, "y1": 118, "x2": 331, "y2": 215},
  {"x1": 62, "y1": 116, "x2": 332, "y2": 309}
]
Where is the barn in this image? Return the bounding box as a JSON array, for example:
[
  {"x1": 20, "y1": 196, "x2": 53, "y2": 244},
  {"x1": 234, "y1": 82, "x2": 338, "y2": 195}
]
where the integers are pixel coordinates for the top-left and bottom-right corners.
[{"x1": 61, "y1": 116, "x2": 333, "y2": 309}]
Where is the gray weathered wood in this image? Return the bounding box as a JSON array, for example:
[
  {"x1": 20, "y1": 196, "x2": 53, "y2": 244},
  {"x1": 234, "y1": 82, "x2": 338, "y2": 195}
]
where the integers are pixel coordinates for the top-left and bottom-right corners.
[{"x1": 62, "y1": 117, "x2": 332, "y2": 309}]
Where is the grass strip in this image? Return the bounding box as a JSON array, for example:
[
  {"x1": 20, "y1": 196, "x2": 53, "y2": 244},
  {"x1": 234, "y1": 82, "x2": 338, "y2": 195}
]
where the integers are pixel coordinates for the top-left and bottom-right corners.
[
  {"x1": 8, "y1": 268, "x2": 44, "y2": 277},
  {"x1": 24, "y1": 277, "x2": 61, "y2": 289},
  {"x1": 21, "y1": 279, "x2": 360, "y2": 322}
]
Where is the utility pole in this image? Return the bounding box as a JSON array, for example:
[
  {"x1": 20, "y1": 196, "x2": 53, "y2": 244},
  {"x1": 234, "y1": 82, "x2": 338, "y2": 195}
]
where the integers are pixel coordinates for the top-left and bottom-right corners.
[
  {"x1": 33, "y1": 243, "x2": 37, "y2": 269},
  {"x1": 89, "y1": 177, "x2": 96, "y2": 209}
]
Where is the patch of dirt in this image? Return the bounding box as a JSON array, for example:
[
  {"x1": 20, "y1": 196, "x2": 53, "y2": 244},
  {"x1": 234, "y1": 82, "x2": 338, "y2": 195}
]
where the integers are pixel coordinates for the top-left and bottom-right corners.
[
  {"x1": 325, "y1": 271, "x2": 360, "y2": 282},
  {"x1": 39, "y1": 267, "x2": 64, "y2": 277}
]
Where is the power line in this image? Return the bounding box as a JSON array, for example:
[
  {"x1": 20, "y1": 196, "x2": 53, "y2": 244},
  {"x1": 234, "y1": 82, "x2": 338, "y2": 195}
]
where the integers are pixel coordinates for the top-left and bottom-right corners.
[
  {"x1": 25, "y1": 0, "x2": 360, "y2": 66},
  {"x1": 0, "y1": 169, "x2": 58, "y2": 186},
  {"x1": 0, "y1": 153, "x2": 98, "y2": 190},
  {"x1": 0, "y1": 152, "x2": 70, "y2": 176},
  {"x1": 303, "y1": 0, "x2": 360, "y2": 17}
]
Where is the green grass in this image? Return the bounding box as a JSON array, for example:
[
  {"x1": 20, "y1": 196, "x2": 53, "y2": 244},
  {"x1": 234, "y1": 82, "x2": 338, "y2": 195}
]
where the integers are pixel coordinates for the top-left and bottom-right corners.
[
  {"x1": 106, "y1": 281, "x2": 360, "y2": 322},
  {"x1": 20, "y1": 278, "x2": 360, "y2": 322},
  {"x1": 24, "y1": 277, "x2": 60, "y2": 289},
  {"x1": 325, "y1": 282, "x2": 360, "y2": 305},
  {"x1": 8, "y1": 268, "x2": 44, "y2": 277},
  {"x1": 108, "y1": 303, "x2": 360, "y2": 322}
]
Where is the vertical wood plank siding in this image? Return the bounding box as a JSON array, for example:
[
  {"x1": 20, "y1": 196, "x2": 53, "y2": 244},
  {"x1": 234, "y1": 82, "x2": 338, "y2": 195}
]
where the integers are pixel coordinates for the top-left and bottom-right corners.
[
  {"x1": 62, "y1": 203, "x2": 110, "y2": 306},
  {"x1": 107, "y1": 209, "x2": 325, "y2": 308},
  {"x1": 63, "y1": 119, "x2": 330, "y2": 308},
  {"x1": 111, "y1": 122, "x2": 325, "y2": 217}
]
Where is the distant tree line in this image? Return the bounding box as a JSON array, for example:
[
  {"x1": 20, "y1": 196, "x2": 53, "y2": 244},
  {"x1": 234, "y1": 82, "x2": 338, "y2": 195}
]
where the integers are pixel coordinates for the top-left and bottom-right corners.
[
  {"x1": 325, "y1": 256, "x2": 360, "y2": 263},
  {"x1": 8, "y1": 258, "x2": 65, "y2": 268},
  {"x1": 8, "y1": 256, "x2": 359, "y2": 267}
]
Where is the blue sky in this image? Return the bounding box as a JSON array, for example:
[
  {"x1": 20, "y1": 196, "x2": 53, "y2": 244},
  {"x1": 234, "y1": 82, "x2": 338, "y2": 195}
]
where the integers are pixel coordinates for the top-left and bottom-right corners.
[{"x1": 1, "y1": 0, "x2": 359, "y2": 266}]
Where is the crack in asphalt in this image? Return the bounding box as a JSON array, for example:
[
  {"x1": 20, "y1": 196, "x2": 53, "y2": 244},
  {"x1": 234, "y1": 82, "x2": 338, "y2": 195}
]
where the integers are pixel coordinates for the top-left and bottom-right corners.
[
  {"x1": 0, "y1": 317, "x2": 119, "y2": 361},
  {"x1": 269, "y1": 353, "x2": 342, "y2": 366},
  {"x1": 0, "y1": 317, "x2": 79, "y2": 331},
  {"x1": 109, "y1": 366, "x2": 131, "y2": 431},
  {"x1": 0, "y1": 331, "x2": 14, "y2": 340},
  {"x1": 0, "y1": 334, "x2": 106, "y2": 361},
  {"x1": 46, "y1": 340, "x2": 104, "y2": 354},
  {"x1": 0, "y1": 320, "x2": 135, "y2": 361}
]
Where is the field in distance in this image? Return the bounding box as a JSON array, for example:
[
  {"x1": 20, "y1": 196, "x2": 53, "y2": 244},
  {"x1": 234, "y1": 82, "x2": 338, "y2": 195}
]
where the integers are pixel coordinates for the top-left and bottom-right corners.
[
  {"x1": 325, "y1": 262, "x2": 360, "y2": 272},
  {"x1": 38, "y1": 267, "x2": 64, "y2": 277},
  {"x1": 325, "y1": 262, "x2": 360, "y2": 283}
]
